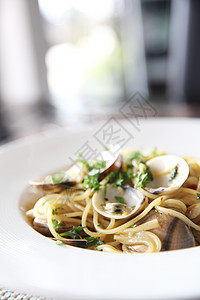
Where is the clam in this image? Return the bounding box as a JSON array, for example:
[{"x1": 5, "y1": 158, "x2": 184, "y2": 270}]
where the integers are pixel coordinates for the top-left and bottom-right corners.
[
  {"x1": 88, "y1": 145, "x2": 122, "y2": 180},
  {"x1": 52, "y1": 238, "x2": 87, "y2": 247},
  {"x1": 30, "y1": 145, "x2": 122, "y2": 193},
  {"x1": 186, "y1": 203, "x2": 200, "y2": 223},
  {"x1": 29, "y1": 163, "x2": 85, "y2": 193},
  {"x1": 33, "y1": 217, "x2": 53, "y2": 237},
  {"x1": 92, "y1": 184, "x2": 146, "y2": 219},
  {"x1": 33, "y1": 217, "x2": 79, "y2": 237},
  {"x1": 33, "y1": 218, "x2": 87, "y2": 247},
  {"x1": 186, "y1": 201, "x2": 200, "y2": 244},
  {"x1": 98, "y1": 150, "x2": 122, "y2": 180},
  {"x1": 137, "y1": 210, "x2": 195, "y2": 251},
  {"x1": 145, "y1": 155, "x2": 189, "y2": 195}
]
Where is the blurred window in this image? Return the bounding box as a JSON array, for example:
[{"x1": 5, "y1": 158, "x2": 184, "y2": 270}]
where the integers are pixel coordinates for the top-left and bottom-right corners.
[{"x1": 37, "y1": 0, "x2": 148, "y2": 116}]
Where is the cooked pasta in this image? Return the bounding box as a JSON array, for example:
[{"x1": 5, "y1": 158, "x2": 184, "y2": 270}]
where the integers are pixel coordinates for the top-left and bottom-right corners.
[{"x1": 26, "y1": 148, "x2": 200, "y2": 253}]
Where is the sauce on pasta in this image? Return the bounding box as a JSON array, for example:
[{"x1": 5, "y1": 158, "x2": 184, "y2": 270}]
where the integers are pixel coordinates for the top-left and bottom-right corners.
[{"x1": 25, "y1": 148, "x2": 200, "y2": 253}]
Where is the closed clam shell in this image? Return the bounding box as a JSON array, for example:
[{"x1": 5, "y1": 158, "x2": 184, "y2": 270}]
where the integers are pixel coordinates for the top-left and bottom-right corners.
[{"x1": 137, "y1": 210, "x2": 195, "y2": 251}]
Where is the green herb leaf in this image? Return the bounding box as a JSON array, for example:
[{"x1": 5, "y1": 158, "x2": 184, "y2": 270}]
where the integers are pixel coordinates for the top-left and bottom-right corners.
[
  {"x1": 76, "y1": 153, "x2": 106, "y2": 173},
  {"x1": 52, "y1": 206, "x2": 64, "y2": 215},
  {"x1": 169, "y1": 165, "x2": 178, "y2": 181},
  {"x1": 128, "y1": 151, "x2": 143, "y2": 161},
  {"x1": 104, "y1": 184, "x2": 107, "y2": 199},
  {"x1": 115, "y1": 196, "x2": 126, "y2": 204},
  {"x1": 56, "y1": 241, "x2": 66, "y2": 246},
  {"x1": 134, "y1": 164, "x2": 153, "y2": 188},
  {"x1": 52, "y1": 208, "x2": 58, "y2": 215},
  {"x1": 60, "y1": 226, "x2": 85, "y2": 239},
  {"x1": 92, "y1": 161, "x2": 106, "y2": 171},
  {"x1": 108, "y1": 170, "x2": 134, "y2": 187},
  {"x1": 85, "y1": 237, "x2": 104, "y2": 247},
  {"x1": 129, "y1": 224, "x2": 136, "y2": 228},
  {"x1": 51, "y1": 171, "x2": 70, "y2": 184},
  {"x1": 151, "y1": 148, "x2": 166, "y2": 156},
  {"x1": 97, "y1": 224, "x2": 103, "y2": 229},
  {"x1": 52, "y1": 219, "x2": 63, "y2": 231},
  {"x1": 82, "y1": 173, "x2": 101, "y2": 191},
  {"x1": 151, "y1": 148, "x2": 158, "y2": 155},
  {"x1": 197, "y1": 193, "x2": 200, "y2": 200},
  {"x1": 108, "y1": 172, "x2": 124, "y2": 187},
  {"x1": 124, "y1": 169, "x2": 134, "y2": 179}
]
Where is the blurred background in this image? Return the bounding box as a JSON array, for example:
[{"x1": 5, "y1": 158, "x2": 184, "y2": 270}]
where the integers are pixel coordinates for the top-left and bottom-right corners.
[{"x1": 0, "y1": 0, "x2": 200, "y2": 144}]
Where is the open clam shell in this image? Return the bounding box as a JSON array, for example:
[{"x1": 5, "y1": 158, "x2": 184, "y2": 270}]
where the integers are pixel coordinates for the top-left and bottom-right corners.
[
  {"x1": 145, "y1": 155, "x2": 189, "y2": 195},
  {"x1": 98, "y1": 152, "x2": 122, "y2": 180},
  {"x1": 33, "y1": 218, "x2": 87, "y2": 247},
  {"x1": 29, "y1": 163, "x2": 84, "y2": 193},
  {"x1": 92, "y1": 184, "x2": 145, "y2": 219},
  {"x1": 30, "y1": 145, "x2": 122, "y2": 193},
  {"x1": 88, "y1": 144, "x2": 122, "y2": 179}
]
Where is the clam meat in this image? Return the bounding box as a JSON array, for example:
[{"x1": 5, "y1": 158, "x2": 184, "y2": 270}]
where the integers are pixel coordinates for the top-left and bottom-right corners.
[{"x1": 92, "y1": 184, "x2": 146, "y2": 219}]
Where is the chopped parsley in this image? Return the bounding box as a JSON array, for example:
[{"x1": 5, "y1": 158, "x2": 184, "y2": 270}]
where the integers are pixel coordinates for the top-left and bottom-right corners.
[
  {"x1": 134, "y1": 163, "x2": 153, "y2": 188},
  {"x1": 77, "y1": 155, "x2": 107, "y2": 192},
  {"x1": 50, "y1": 171, "x2": 71, "y2": 184},
  {"x1": 115, "y1": 196, "x2": 126, "y2": 204},
  {"x1": 52, "y1": 219, "x2": 63, "y2": 231},
  {"x1": 82, "y1": 173, "x2": 101, "y2": 191},
  {"x1": 58, "y1": 226, "x2": 104, "y2": 248},
  {"x1": 76, "y1": 153, "x2": 106, "y2": 172},
  {"x1": 151, "y1": 148, "x2": 166, "y2": 156},
  {"x1": 52, "y1": 206, "x2": 64, "y2": 215},
  {"x1": 151, "y1": 148, "x2": 158, "y2": 155},
  {"x1": 56, "y1": 241, "x2": 66, "y2": 246},
  {"x1": 129, "y1": 224, "x2": 136, "y2": 228},
  {"x1": 85, "y1": 237, "x2": 104, "y2": 247},
  {"x1": 109, "y1": 171, "x2": 124, "y2": 186},
  {"x1": 197, "y1": 193, "x2": 200, "y2": 200},
  {"x1": 108, "y1": 170, "x2": 133, "y2": 187},
  {"x1": 52, "y1": 208, "x2": 58, "y2": 215},
  {"x1": 169, "y1": 165, "x2": 178, "y2": 181},
  {"x1": 104, "y1": 184, "x2": 107, "y2": 199},
  {"x1": 128, "y1": 151, "x2": 143, "y2": 161},
  {"x1": 52, "y1": 174, "x2": 69, "y2": 184},
  {"x1": 60, "y1": 226, "x2": 85, "y2": 239},
  {"x1": 92, "y1": 161, "x2": 107, "y2": 171},
  {"x1": 97, "y1": 224, "x2": 103, "y2": 229},
  {"x1": 52, "y1": 175, "x2": 62, "y2": 184}
]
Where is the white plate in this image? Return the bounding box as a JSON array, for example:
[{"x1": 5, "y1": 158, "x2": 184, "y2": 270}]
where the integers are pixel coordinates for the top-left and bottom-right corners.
[{"x1": 0, "y1": 118, "x2": 200, "y2": 300}]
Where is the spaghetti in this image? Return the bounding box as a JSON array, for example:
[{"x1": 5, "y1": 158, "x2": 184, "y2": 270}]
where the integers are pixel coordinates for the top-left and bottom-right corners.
[{"x1": 26, "y1": 148, "x2": 200, "y2": 253}]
